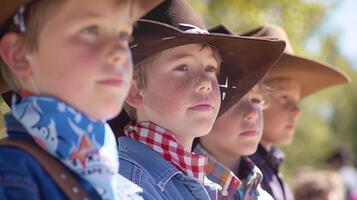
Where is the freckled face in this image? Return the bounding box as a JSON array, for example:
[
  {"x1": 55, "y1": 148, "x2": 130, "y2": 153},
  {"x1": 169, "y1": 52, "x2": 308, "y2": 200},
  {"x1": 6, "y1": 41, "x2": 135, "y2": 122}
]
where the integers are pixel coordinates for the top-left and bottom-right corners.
[{"x1": 138, "y1": 44, "x2": 221, "y2": 141}]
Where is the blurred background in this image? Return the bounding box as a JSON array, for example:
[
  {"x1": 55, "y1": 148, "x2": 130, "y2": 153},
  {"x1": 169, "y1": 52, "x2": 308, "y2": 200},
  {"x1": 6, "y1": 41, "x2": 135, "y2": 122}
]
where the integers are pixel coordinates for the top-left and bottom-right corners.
[
  {"x1": 187, "y1": 0, "x2": 357, "y2": 188},
  {"x1": 0, "y1": 0, "x2": 356, "y2": 197}
]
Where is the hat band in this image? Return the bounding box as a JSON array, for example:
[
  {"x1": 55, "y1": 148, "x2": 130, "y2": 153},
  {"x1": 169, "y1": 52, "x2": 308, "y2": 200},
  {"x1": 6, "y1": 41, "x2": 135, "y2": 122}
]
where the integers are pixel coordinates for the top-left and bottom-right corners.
[{"x1": 178, "y1": 23, "x2": 209, "y2": 34}]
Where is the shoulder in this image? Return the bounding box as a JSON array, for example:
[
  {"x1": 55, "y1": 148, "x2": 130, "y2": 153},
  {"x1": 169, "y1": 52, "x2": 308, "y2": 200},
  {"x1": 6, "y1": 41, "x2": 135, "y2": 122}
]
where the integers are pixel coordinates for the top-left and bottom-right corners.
[{"x1": 0, "y1": 146, "x2": 57, "y2": 199}]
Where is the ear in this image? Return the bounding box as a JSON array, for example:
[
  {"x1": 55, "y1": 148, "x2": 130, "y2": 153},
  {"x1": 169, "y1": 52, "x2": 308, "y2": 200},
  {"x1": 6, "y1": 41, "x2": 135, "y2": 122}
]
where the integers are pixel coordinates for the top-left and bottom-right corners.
[
  {"x1": 0, "y1": 32, "x2": 32, "y2": 78},
  {"x1": 125, "y1": 80, "x2": 144, "y2": 108}
]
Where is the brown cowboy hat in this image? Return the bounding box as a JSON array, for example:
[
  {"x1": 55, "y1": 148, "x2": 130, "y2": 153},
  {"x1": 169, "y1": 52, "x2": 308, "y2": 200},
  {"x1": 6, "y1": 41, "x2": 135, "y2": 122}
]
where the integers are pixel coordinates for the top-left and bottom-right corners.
[
  {"x1": 0, "y1": 0, "x2": 164, "y2": 94},
  {"x1": 239, "y1": 24, "x2": 351, "y2": 98},
  {"x1": 109, "y1": 0, "x2": 286, "y2": 135}
]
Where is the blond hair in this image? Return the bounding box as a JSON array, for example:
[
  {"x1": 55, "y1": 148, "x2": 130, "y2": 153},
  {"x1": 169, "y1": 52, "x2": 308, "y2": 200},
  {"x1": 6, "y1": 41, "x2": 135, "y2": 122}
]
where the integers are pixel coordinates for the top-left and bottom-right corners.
[
  {"x1": 124, "y1": 44, "x2": 222, "y2": 121},
  {"x1": 0, "y1": 0, "x2": 67, "y2": 92}
]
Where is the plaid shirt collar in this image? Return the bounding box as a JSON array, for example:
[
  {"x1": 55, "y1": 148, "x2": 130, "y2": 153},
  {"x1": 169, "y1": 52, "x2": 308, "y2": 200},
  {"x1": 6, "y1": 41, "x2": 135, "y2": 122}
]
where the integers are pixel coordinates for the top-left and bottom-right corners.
[
  {"x1": 194, "y1": 144, "x2": 241, "y2": 199},
  {"x1": 256, "y1": 144, "x2": 285, "y2": 172},
  {"x1": 124, "y1": 121, "x2": 207, "y2": 183},
  {"x1": 195, "y1": 144, "x2": 264, "y2": 200}
]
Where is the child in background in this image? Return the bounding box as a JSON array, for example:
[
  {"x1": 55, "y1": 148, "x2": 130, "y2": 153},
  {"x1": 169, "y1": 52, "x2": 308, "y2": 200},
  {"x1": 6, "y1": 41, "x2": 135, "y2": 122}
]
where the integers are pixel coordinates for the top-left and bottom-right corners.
[{"x1": 241, "y1": 24, "x2": 350, "y2": 200}]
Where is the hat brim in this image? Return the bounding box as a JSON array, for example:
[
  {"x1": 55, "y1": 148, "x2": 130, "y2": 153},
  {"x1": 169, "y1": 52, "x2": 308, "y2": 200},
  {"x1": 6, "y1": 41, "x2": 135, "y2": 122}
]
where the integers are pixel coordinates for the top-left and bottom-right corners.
[
  {"x1": 130, "y1": 20, "x2": 286, "y2": 116},
  {"x1": 268, "y1": 53, "x2": 350, "y2": 98}
]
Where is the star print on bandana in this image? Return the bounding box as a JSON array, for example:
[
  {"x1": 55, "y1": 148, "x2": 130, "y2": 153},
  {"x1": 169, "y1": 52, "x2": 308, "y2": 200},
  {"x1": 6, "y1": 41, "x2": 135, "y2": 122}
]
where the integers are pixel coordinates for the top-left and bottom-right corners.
[{"x1": 11, "y1": 95, "x2": 143, "y2": 200}]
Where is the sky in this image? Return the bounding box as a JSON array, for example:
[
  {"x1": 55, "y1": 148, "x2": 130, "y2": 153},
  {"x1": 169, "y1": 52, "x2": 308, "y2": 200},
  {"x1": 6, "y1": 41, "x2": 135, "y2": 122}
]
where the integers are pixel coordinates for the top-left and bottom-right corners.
[{"x1": 307, "y1": 0, "x2": 357, "y2": 67}]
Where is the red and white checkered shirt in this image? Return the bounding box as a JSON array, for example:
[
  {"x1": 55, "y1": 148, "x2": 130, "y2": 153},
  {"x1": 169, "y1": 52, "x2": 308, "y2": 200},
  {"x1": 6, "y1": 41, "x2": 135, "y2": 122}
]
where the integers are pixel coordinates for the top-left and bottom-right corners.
[{"x1": 124, "y1": 121, "x2": 207, "y2": 183}]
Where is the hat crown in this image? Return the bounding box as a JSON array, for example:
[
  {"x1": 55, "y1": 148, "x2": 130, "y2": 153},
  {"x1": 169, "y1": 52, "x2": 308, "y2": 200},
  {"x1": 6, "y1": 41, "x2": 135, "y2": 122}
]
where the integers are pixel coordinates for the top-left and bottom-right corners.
[
  {"x1": 240, "y1": 24, "x2": 294, "y2": 54},
  {"x1": 142, "y1": 0, "x2": 207, "y2": 30}
]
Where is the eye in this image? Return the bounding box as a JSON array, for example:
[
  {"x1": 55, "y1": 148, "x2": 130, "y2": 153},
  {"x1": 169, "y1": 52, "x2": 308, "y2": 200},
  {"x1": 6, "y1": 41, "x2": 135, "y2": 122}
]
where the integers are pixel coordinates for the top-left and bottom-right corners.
[
  {"x1": 117, "y1": 31, "x2": 132, "y2": 42},
  {"x1": 251, "y1": 98, "x2": 262, "y2": 104},
  {"x1": 281, "y1": 95, "x2": 289, "y2": 102},
  {"x1": 205, "y1": 65, "x2": 218, "y2": 73},
  {"x1": 251, "y1": 95, "x2": 268, "y2": 108},
  {"x1": 174, "y1": 64, "x2": 188, "y2": 72},
  {"x1": 81, "y1": 25, "x2": 99, "y2": 35}
]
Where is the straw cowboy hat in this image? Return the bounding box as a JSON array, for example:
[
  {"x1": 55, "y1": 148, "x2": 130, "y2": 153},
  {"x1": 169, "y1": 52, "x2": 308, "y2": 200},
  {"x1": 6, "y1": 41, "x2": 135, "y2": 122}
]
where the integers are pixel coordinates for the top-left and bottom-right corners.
[
  {"x1": 0, "y1": 0, "x2": 164, "y2": 93},
  {"x1": 109, "y1": 0, "x2": 286, "y2": 134},
  {"x1": 239, "y1": 24, "x2": 350, "y2": 98}
]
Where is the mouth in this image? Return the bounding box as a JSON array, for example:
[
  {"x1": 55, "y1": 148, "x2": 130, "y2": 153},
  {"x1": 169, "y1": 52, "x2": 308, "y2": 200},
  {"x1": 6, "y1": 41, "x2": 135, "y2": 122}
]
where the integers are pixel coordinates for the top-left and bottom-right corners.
[
  {"x1": 239, "y1": 130, "x2": 258, "y2": 137},
  {"x1": 286, "y1": 123, "x2": 296, "y2": 130},
  {"x1": 97, "y1": 77, "x2": 125, "y2": 87},
  {"x1": 189, "y1": 103, "x2": 214, "y2": 112}
]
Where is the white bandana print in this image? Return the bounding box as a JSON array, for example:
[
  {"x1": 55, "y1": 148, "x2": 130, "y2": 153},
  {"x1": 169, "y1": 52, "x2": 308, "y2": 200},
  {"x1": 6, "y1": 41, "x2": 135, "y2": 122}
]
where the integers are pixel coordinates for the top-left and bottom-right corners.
[{"x1": 11, "y1": 95, "x2": 142, "y2": 200}]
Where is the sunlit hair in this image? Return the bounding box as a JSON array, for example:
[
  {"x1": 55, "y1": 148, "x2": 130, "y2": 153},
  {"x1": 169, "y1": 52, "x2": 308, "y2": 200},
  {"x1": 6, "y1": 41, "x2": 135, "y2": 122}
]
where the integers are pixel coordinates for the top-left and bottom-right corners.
[{"x1": 0, "y1": 0, "x2": 67, "y2": 92}]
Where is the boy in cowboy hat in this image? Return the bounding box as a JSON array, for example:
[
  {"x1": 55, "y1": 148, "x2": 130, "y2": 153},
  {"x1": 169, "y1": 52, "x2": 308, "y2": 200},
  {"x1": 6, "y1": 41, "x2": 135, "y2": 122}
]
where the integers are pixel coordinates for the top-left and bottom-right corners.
[
  {"x1": 0, "y1": 0, "x2": 162, "y2": 199},
  {"x1": 193, "y1": 24, "x2": 275, "y2": 200},
  {"x1": 112, "y1": 0, "x2": 285, "y2": 199},
  {"x1": 241, "y1": 24, "x2": 350, "y2": 200},
  {"x1": 195, "y1": 82, "x2": 275, "y2": 200}
]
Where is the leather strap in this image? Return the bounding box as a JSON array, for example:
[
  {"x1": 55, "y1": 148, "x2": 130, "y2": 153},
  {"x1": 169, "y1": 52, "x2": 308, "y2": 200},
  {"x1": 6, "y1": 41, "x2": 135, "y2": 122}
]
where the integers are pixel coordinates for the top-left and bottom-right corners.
[{"x1": 0, "y1": 138, "x2": 92, "y2": 200}]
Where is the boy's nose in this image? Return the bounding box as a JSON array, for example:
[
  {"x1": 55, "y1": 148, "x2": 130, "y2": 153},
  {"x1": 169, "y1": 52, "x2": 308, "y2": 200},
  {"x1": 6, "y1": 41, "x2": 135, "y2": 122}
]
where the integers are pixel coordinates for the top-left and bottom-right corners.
[
  {"x1": 196, "y1": 74, "x2": 212, "y2": 94},
  {"x1": 244, "y1": 102, "x2": 259, "y2": 121},
  {"x1": 290, "y1": 103, "x2": 301, "y2": 119},
  {"x1": 106, "y1": 40, "x2": 131, "y2": 67}
]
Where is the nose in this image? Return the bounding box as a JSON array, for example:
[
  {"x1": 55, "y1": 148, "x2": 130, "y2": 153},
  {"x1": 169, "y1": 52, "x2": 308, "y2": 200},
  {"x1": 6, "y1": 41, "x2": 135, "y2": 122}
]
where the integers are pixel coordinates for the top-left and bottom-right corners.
[
  {"x1": 106, "y1": 39, "x2": 132, "y2": 70},
  {"x1": 290, "y1": 103, "x2": 301, "y2": 119},
  {"x1": 244, "y1": 101, "x2": 260, "y2": 122},
  {"x1": 195, "y1": 73, "x2": 212, "y2": 94}
]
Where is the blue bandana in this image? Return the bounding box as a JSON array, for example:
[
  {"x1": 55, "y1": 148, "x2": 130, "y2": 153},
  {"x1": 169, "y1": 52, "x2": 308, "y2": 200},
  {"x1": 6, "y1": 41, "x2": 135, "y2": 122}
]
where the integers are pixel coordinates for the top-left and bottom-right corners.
[{"x1": 10, "y1": 95, "x2": 142, "y2": 200}]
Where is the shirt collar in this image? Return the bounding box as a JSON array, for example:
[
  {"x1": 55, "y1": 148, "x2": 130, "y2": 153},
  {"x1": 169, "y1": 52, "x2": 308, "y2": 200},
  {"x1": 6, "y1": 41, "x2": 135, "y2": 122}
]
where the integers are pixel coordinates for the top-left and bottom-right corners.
[
  {"x1": 195, "y1": 144, "x2": 266, "y2": 199},
  {"x1": 194, "y1": 144, "x2": 241, "y2": 199},
  {"x1": 124, "y1": 121, "x2": 207, "y2": 183},
  {"x1": 256, "y1": 144, "x2": 285, "y2": 172},
  {"x1": 237, "y1": 157, "x2": 264, "y2": 194}
]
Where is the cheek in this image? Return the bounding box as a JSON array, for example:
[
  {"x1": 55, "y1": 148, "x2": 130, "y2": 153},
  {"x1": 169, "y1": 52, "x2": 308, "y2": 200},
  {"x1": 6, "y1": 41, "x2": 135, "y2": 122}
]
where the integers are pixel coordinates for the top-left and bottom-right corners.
[
  {"x1": 212, "y1": 111, "x2": 239, "y2": 137},
  {"x1": 65, "y1": 43, "x2": 103, "y2": 70},
  {"x1": 211, "y1": 80, "x2": 221, "y2": 104},
  {"x1": 145, "y1": 76, "x2": 193, "y2": 115}
]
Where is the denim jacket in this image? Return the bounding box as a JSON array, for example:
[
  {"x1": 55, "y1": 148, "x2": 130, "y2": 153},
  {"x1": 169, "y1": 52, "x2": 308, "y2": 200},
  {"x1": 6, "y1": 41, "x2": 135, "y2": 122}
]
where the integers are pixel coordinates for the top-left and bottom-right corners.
[
  {"x1": 118, "y1": 136, "x2": 220, "y2": 200},
  {"x1": 0, "y1": 114, "x2": 101, "y2": 200}
]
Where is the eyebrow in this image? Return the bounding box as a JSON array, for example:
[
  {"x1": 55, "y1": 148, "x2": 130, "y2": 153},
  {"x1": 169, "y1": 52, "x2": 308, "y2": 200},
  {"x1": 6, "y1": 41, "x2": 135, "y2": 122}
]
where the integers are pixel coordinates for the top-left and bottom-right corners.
[
  {"x1": 76, "y1": 11, "x2": 133, "y2": 27},
  {"x1": 166, "y1": 53, "x2": 196, "y2": 62},
  {"x1": 167, "y1": 52, "x2": 219, "y2": 66}
]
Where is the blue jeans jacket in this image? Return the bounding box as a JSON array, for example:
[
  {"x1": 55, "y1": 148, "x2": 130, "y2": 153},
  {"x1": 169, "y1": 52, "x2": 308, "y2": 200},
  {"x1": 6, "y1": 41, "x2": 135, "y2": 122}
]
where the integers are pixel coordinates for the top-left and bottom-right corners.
[
  {"x1": 118, "y1": 136, "x2": 220, "y2": 200},
  {"x1": 0, "y1": 115, "x2": 101, "y2": 200}
]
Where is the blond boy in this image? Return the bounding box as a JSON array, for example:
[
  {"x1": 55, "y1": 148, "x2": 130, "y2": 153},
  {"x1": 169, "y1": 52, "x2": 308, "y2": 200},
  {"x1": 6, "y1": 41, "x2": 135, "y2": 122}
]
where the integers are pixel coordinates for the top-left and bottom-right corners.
[{"x1": 0, "y1": 0, "x2": 162, "y2": 199}]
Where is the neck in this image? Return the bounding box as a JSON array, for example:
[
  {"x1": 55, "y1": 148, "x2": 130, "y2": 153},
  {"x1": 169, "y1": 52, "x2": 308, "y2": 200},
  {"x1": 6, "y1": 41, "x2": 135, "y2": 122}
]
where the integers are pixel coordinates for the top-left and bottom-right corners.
[
  {"x1": 175, "y1": 135, "x2": 193, "y2": 152},
  {"x1": 201, "y1": 141, "x2": 241, "y2": 171},
  {"x1": 260, "y1": 139, "x2": 273, "y2": 152}
]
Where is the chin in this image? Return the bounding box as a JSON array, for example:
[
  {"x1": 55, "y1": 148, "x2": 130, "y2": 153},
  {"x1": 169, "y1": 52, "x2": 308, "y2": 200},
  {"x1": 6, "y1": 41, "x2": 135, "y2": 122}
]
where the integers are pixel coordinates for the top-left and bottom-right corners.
[
  {"x1": 277, "y1": 137, "x2": 294, "y2": 146},
  {"x1": 191, "y1": 126, "x2": 213, "y2": 138},
  {"x1": 97, "y1": 105, "x2": 123, "y2": 121},
  {"x1": 238, "y1": 144, "x2": 259, "y2": 156}
]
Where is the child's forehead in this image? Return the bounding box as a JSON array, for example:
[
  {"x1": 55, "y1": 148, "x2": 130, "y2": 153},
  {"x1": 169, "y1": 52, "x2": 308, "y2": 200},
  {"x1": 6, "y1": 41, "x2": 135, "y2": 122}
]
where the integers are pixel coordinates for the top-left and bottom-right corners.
[
  {"x1": 60, "y1": 0, "x2": 136, "y2": 22},
  {"x1": 160, "y1": 44, "x2": 219, "y2": 61},
  {"x1": 266, "y1": 77, "x2": 301, "y2": 91}
]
